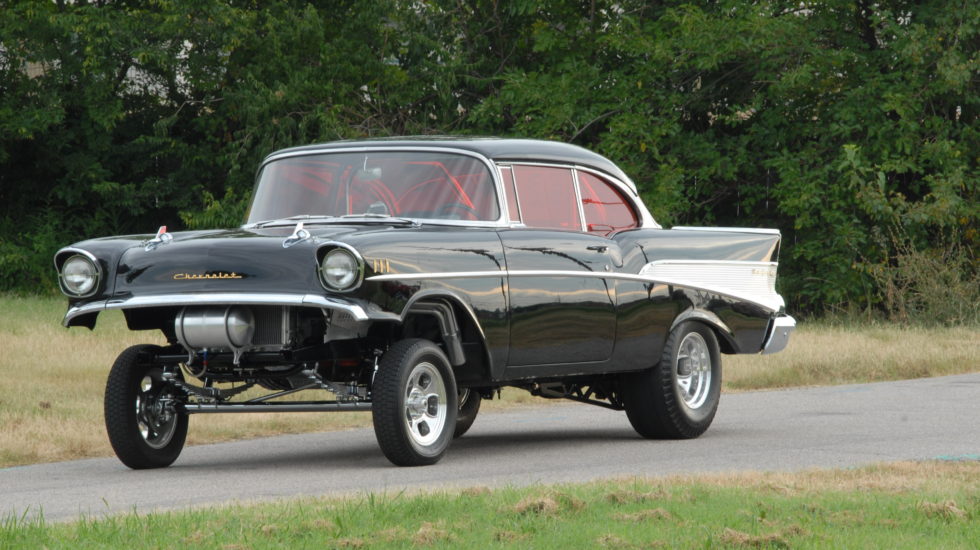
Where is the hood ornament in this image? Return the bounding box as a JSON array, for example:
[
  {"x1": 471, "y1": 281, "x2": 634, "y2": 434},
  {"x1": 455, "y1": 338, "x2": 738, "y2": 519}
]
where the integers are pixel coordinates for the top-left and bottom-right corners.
[
  {"x1": 144, "y1": 226, "x2": 173, "y2": 251},
  {"x1": 282, "y1": 221, "x2": 311, "y2": 248}
]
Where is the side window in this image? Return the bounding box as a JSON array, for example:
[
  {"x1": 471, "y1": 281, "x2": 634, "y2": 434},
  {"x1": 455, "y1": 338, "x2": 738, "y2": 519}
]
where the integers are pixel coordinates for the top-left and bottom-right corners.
[
  {"x1": 512, "y1": 165, "x2": 581, "y2": 230},
  {"x1": 578, "y1": 171, "x2": 639, "y2": 236}
]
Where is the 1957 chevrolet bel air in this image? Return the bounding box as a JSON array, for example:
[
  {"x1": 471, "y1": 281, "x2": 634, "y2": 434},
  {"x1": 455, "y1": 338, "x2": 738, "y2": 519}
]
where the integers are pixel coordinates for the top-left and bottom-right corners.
[{"x1": 55, "y1": 138, "x2": 795, "y2": 467}]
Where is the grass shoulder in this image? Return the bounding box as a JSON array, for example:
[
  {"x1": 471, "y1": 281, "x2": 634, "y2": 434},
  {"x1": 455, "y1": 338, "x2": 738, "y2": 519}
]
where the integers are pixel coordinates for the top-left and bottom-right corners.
[{"x1": 3, "y1": 461, "x2": 978, "y2": 548}]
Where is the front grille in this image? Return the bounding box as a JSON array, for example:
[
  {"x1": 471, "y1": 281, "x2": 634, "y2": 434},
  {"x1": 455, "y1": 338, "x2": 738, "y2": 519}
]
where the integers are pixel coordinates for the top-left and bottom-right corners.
[{"x1": 251, "y1": 306, "x2": 289, "y2": 347}]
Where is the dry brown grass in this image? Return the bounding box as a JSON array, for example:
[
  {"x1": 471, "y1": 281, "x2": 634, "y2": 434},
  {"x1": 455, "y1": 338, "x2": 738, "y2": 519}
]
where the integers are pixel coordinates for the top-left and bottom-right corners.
[
  {"x1": 724, "y1": 322, "x2": 980, "y2": 390},
  {"x1": 619, "y1": 460, "x2": 980, "y2": 496},
  {"x1": 2, "y1": 295, "x2": 978, "y2": 467}
]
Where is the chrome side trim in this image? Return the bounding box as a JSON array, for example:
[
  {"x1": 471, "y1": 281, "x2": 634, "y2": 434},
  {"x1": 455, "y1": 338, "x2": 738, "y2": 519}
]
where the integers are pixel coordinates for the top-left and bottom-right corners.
[
  {"x1": 366, "y1": 265, "x2": 783, "y2": 313},
  {"x1": 762, "y1": 315, "x2": 796, "y2": 354},
  {"x1": 671, "y1": 226, "x2": 781, "y2": 235},
  {"x1": 62, "y1": 293, "x2": 378, "y2": 327}
]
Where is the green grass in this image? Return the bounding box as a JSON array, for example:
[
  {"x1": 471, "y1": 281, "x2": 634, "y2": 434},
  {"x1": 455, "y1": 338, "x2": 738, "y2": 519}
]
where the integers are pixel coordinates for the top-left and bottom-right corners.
[
  {"x1": 1, "y1": 294, "x2": 978, "y2": 467},
  {"x1": 2, "y1": 461, "x2": 977, "y2": 549}
]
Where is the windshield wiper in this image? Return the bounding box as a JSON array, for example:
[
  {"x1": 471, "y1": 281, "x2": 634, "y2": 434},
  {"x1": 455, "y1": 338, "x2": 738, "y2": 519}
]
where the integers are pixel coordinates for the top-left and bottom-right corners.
[
  {"x1": 339, "y1": 213, "x2": 420, "y2": 225},
  {"x1": 249, "y1": 213, "x2": 420, "y2": 229}
]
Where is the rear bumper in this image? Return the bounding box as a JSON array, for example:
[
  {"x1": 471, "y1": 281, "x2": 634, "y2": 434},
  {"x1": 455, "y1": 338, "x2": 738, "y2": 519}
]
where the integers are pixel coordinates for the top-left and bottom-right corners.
[{"x1": 762, "y1": 315, "x2": 796, "y2": 355}]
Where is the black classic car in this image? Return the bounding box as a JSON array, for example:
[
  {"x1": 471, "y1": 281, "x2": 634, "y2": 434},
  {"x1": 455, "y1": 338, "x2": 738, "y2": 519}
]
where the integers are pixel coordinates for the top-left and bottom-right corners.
[{"x1": 55, "y1": 138, "x2": 795, "y2": 468}]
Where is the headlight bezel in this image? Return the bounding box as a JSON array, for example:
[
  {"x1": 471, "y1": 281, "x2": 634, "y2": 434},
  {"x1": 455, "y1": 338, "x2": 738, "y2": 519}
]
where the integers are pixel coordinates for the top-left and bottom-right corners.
[
  {"x1": 317, "y1": 243, "x2": 365, "y2": 292},
  {"x1": 56, "y1": 249, "x2": 102, "y2": 298}
]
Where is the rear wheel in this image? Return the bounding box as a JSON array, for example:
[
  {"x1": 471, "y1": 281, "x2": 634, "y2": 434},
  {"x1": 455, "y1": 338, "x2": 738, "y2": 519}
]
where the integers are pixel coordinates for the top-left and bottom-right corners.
[
  {"x1": 372, "y1": 339, "x2": 458, "y2": 466},
  {"x1": 104, "y1": 345, "x2": 188, "y2": 469},
  {"x1": 453, "y1": 388, "x2": 481, "y2": 438},
  {"x1": 621, "y1": 322, "x2": 721, "y2": 439}
]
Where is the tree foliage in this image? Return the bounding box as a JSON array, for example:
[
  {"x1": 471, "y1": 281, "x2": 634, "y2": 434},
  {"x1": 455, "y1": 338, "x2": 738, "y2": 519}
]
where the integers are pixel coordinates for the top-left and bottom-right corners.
[{"x1": 1, "y1": 0, "x2": 976, "y2": 322}]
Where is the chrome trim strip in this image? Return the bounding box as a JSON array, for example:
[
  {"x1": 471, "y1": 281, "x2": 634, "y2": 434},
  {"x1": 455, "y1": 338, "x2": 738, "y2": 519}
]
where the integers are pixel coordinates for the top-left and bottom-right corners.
[
  {"x1": 571, "y1": 168, "x2": 587, "y2": 231},
  {"x1": 369, "y1": 270, "x2": 508, "y2": 281},
  {"x1": 644, "y1": 259, "x2": 777, "y2": 268},
  {"x1": 366, "y1": 267, "x2": 783, "y2": 312},
  {"x1": 498, "y1": 165, "x2": 524, "y2": 224},
  {"x1": 762, "y1": 315, "x2": 796, "y2": 354},
  {"x1": 62, "y1": 293, "x2": 374, "y2": 326},
  {"x1": 671, "y1": 226, "x2": 781, "y2": 235},
  {"x1": 53, "y1": 247, "x2": 100, "y2": 270}
]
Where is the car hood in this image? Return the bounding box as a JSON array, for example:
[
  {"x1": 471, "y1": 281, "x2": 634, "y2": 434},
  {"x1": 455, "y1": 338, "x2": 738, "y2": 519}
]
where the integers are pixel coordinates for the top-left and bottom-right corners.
[{"x1": 109, "y1": 224, "x2": 404, "y2": 298}]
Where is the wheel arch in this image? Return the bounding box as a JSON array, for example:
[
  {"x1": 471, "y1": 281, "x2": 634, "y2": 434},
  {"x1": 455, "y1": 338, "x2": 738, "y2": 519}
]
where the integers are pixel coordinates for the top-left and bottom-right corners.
[
  {"x1": 398, "y1": 290, "x2": 493, "y2": 383},
  {"x1": 670, "y1": 308, "x2": 737, "y2": 354}
]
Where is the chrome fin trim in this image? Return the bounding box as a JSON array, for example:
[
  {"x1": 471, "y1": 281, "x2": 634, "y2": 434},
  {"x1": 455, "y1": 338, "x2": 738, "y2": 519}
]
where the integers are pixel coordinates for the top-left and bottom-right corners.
[{"x1": 638, "y1": 260, "x2": 783, "y2": 312}]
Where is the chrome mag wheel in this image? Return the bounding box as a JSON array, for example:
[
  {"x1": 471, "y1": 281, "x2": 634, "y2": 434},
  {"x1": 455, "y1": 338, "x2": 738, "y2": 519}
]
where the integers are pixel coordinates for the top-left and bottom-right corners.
[
  {"x1": 372, "y1": 339, "x2": 458, "y2": 466},
  {"x1": 675, "y1": 332, "x2": 712, "y2": 410},
  {"x1": 403, "y1": 361, "x2": 448, "y2": 449}
]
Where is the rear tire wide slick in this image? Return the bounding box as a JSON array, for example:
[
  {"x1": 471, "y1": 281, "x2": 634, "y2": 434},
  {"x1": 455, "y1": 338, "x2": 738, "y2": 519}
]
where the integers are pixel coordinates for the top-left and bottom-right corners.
[{"x1": 621, "y1": 321, "x2": 722, "y2": 439}]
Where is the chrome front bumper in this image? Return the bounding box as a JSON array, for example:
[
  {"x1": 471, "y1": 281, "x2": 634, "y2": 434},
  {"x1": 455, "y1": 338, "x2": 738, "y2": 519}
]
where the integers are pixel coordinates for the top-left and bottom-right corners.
[
  {"x1": 762, "y1": 315, "x2": 796, "y2": 355},
  {"x1": 62, "y1": 292, "x2": 392, "y2": 327}
]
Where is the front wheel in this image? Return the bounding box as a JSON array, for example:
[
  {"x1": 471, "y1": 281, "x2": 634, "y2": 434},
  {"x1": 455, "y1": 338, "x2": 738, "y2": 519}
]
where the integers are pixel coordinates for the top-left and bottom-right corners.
[
  {"x1": 621, "y1": 321, "x2": 721, "y2": 439},
  {"x1": 104, "y1": 345, "x2": 188, "y2": 469},
  {"x1": 372, "y1": 339, "x2": 458, "y2": 466}
]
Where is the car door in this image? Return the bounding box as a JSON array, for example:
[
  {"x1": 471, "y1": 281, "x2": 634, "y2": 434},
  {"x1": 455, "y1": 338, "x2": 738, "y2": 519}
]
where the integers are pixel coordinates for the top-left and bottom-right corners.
[{"x1": 498, "y1": 164, "x2": 620, "y2": 369}]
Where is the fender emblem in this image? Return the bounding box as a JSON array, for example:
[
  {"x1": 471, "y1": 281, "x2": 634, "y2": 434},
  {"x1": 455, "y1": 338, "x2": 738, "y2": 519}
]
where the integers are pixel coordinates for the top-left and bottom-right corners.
[
  {"x1": 371, "y1": 258, "x2": 392, "y2": 274},
  {"x1": 173, "y1": 272, "x2": 243, "y2": 280}
]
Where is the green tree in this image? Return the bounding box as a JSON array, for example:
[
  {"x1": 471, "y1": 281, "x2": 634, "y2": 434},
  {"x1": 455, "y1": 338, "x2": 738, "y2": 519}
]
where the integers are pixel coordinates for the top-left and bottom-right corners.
[{"x1": 470, "y1": 0, "x2": 978, "y2": 317}]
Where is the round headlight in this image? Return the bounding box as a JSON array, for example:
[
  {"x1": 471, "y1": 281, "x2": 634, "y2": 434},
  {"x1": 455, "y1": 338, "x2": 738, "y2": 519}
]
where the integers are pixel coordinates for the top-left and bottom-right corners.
[
  {"x1": 60, "y1": 254, "x2": 100, "y2": 296},
  {"x1": 319, "y1": 248, "x2": 361, "y2": 291}
]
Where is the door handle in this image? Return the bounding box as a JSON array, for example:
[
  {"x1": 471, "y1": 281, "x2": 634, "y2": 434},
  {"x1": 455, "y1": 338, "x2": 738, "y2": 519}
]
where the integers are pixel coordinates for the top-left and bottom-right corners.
[{"x1": 586, "y1": 245, "x2": 608, "y2": 253}]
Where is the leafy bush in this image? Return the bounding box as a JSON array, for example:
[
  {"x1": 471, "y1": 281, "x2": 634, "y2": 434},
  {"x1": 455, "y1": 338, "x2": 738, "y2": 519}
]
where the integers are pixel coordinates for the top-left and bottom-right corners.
[{"x1": 863, "y1": 227, "x2": 979, "y2": 326}]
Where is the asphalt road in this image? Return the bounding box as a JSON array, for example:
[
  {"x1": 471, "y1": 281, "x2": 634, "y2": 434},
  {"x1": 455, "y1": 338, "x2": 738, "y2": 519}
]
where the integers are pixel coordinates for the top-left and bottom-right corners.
[{"x1": 3, "y1": 373, "x2": 978, "y2": 522}]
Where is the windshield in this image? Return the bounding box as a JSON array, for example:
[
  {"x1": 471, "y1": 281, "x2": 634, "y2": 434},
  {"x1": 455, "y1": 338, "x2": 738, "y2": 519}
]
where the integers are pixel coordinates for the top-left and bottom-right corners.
[{"x1": 246, "y1": 151, "x2": 500, "y2": 224}]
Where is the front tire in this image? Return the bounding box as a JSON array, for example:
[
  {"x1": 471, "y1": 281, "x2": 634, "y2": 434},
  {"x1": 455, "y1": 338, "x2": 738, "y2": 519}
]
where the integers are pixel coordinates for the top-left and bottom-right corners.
[
  {"x1": 104, "y1": 345, "x2": 188, "y2": 469},
  {"x1": 372, "y1": 339, "x2": 458, "y2": 466},
  {"x1": 621, "y1": 321, "x2": 721, "y2": 439}
]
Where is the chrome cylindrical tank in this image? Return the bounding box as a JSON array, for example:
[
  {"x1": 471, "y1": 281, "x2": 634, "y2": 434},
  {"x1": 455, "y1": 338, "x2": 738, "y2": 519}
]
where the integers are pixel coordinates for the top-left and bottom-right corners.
[{"x1": 174, "y1": 306, "x2": 255, "y2": 352}]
